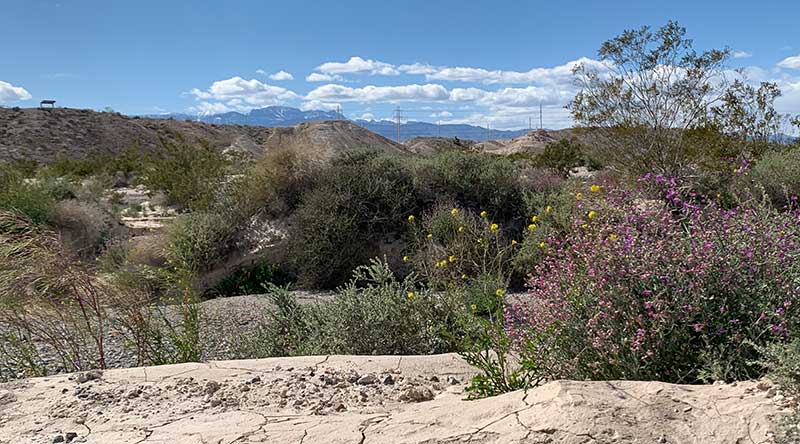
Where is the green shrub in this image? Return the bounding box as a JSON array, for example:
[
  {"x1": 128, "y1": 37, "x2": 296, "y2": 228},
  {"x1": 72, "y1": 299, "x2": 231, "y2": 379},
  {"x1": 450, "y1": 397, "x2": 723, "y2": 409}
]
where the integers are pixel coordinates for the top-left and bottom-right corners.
[
  {"x1": 210, "y1": 262, "x2": 290, "y2": 297},
  {"x1": 0, "y1": 162, "x2": 54, "y2": 225},
  {"x1": 164, "y1": 211, "x2": 236, "y2": 274},
  {"x1": 242, "y1": 258, "x2": 475, "y2": 357},
  {"x1": 535, "y1": 138, "x2": 586, "y2": 176},
  {"x1": 289, "y1": 151, "x2": 416, "y2": 288},
  {"x1": 415, "y1": 151, "x2": 525, "y2": 221},
  {"x1": 746, "y1": 148, "x2": 800, "y2": 208},
  {"x1": 140, "y1": 137, "x2": 231, "y2": 211},
  {"x1": 49, "y1": 199, "x2": 120, "y2": 258}
]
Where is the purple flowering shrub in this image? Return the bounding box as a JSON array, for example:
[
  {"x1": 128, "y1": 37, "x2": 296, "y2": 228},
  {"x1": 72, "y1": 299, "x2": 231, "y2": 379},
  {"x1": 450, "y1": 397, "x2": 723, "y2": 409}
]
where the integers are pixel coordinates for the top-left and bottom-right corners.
[{"x1": 506, "y1": 177, "x2": 800, "y2": 382}]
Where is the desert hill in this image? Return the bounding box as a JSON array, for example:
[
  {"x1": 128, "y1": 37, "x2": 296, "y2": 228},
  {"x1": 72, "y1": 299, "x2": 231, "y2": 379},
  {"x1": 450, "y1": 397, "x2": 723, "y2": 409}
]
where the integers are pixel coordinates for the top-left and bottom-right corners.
[{"x1": 0, "y1": 107, "x2": 407, "y2": 162}]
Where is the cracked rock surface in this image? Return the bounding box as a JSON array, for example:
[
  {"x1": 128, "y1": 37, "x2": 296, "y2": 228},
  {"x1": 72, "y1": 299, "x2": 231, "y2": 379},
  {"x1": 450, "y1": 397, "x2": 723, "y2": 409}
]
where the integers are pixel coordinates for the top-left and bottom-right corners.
[{"x1": 0, "y1": 354, "x2": 785, "y2": 443}]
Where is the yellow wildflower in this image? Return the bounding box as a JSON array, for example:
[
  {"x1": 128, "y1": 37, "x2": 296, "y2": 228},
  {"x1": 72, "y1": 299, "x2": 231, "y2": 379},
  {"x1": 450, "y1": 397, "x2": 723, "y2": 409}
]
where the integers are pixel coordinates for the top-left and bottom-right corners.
[
  {"x1": 470, "y1": 304, "x2": 477, "y2": 312},
  {"x1": 527, "y1": 224, "x2": 537, "y2": 231},
  {"x1": 402, "y1": 255, "x2": 409, "y2": 262},
  {"x1": 609, "y1": 233, "x2": 618, "y2": 241},
  {"x1": 581, "y1": 223, "x2": 589, "y2": 230},
  {"x1": 480, "y1": 210, "x2": 488, "y2": 218},
  {"x1": 461, "y1": 274, "x2": 468, "y2": 280},
  {"x1": 495, "y1": 288, "x2": 506, "y2": 297},
  {"x1": 531, "y1": 215, "x2": 539, "y2": 223},
  {"x1": 477, "y1": 238, "x2": 483, "y2": 244},
  {"x1": 538, "y1": 241, "x2": 546, "y2": 248},
  {"x1": 458, "y1": 226, "x2": 465, "y2": 233},
  {"x1": 590, "y1": 184, "x2": 601, "y2": 193},
  {"x1": 408, "y1": 215, "x2": 416, "y2": 223},
  {"x1": 576, "y1": 192, "x2": 583, "y2": 199},
  {"x1": 407, "y1": 292, "x2": 415, "y2": 299},
  {"x1": 426, "y1": 233, "x2": 433, "y2": 239},
  {"x1": 448, "y1": 255, "x2": 456, "y2": 263},
  {"x1": 588, "y1": 210, "x2": 597, "y2": 219},
  {"x1": 451, "y1": 208, "x2": 459, "y2": 216},
  {"x1": 511, "y1": 239, "x2": 517, "y2": 246},
  {"x1": 490, "y1": 223, "x2": 499, "y2": 231},
  {"x1": 545, "y1": 205, "x2": 552, "y2": 213}
]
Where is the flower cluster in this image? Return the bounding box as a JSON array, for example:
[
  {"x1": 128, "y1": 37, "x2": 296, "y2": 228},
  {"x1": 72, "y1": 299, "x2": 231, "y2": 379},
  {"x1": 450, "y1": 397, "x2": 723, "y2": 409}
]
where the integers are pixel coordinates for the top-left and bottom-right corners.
[{"x1": 506, "y1": 177, "x2": 800, "y2": 382}]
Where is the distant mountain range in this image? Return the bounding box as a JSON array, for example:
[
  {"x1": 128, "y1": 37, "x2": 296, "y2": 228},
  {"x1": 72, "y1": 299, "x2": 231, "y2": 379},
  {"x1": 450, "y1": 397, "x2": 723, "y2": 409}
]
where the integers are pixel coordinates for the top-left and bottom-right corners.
[{"x1": 145, "y1": 106, "x2": 530, "y2": 141}]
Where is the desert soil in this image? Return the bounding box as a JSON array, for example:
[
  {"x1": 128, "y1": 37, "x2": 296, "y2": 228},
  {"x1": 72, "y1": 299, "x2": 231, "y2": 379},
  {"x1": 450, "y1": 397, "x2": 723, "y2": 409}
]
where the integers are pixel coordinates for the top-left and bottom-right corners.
[{"x1": 0, "y1": 353, "x2": 792, "y2": 443}]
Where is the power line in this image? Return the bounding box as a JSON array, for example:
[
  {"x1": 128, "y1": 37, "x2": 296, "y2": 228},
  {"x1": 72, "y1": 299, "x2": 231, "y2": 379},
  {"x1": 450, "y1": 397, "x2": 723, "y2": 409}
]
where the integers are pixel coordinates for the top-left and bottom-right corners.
[{"x1": 393, "y1": 107, "x2": 403, "y2": 142}]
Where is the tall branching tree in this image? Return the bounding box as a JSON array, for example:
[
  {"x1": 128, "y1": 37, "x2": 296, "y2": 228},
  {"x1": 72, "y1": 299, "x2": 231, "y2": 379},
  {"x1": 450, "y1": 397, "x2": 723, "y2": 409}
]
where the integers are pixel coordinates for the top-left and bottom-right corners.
[{"x1": 570, "y1": 21, "x2": 730, "y2": 177}]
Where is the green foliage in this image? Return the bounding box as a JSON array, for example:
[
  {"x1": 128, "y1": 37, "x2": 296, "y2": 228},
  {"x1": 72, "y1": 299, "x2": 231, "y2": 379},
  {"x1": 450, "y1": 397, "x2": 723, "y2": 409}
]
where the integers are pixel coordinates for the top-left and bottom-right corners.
[
  {"x1": 756, "y1": 341, "x2": 800, "y2": 444},
  {"x1": 164, "y1": 211, "x2": 235, "y2": 274},
  {"x1": 416, "y1": 151, "x2": 525, "y2": 220},
  {"x1": 289, "y1": 151, "x2": 416, "y2": 288},
  {"x1": 746, "y1": 148, "x2": 800, "y2": 208},
  {"x1": 0, "y1": 162, "x2": 54, "y2": 225},
  {"x1": 535, "y1": 139, "x2": 586, "y2": 177},
  {"x1": 243, "y1": 258, "x2": 475, "y2": 357},
  {"x1": 210, "y1": 262, "x2": 289, "y2": 297},
  {"x1": 140, "y1": 137, "x2": 231, "y2": 211}
]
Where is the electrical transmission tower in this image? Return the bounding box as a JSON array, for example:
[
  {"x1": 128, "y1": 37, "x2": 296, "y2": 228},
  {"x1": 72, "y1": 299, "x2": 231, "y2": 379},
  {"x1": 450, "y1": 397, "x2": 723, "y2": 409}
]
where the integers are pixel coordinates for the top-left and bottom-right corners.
[{"x1": 393, "y1": 107, "x2": 403, "y2": 142}]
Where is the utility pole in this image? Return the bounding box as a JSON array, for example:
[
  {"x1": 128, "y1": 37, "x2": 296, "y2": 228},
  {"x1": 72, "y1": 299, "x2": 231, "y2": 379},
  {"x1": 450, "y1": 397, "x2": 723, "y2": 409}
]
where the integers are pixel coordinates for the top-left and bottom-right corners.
[
  {"x1": 393, "y1": 107, "x2": 402, "y2": 142},
  {"x1": 539, "y1": 103, "x2": 543, "y2": 130}
]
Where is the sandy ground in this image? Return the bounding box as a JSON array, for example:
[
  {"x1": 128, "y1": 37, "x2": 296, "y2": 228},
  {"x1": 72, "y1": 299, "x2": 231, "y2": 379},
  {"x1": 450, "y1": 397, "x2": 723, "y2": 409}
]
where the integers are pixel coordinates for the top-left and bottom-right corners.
[{"x1": 0, "y1": 354, "x2": 791, "y2": 444}]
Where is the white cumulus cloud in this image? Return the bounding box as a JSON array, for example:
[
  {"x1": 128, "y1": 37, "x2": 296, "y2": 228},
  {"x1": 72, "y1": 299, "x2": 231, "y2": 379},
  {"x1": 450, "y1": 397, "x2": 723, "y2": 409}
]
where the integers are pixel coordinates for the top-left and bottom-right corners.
[
  {"x1": 306, "y1": 72, "x2": 344, "y2": 82},
  {"x1": 188, "y1": 76, "x2": 299, "y2": 112},
  {"x1": 778, "y1": 55, "x2": 800, "y2": 70},
  {"x1": 268, "y1": 70, "x2": 294, "y2": 81},
  {"x1": 733, "y1": 51, "x2": 753, "y2": 59},
  {"x1": 316, "y1": 56, "x2": 399, "y2": 76},
  {"x1": 0, "y1": 80, "x2": 32, "y2": 103},
  {"x1": 305, "y1": 83, "x2": 449, "y2": 103},
  {"x1": 423, "y1": 57, "x2": 610, "y2": 85}
]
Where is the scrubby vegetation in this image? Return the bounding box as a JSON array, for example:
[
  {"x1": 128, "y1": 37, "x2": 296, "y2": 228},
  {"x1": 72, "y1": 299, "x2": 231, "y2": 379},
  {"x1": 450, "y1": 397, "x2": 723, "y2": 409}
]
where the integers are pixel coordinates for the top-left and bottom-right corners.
[{"x1": 1, "y1": 24, "x2": 799, "y2": 442}]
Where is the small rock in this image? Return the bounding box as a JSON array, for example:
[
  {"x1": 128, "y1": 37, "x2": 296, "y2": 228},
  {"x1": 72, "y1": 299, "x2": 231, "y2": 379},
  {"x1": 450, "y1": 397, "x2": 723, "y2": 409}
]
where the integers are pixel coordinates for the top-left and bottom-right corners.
[
  {"x1": 65, "y1": 432, "x2": 78, "y2": 442},
  {"x1": 429, "y1": 375, "x2": 440, "y2": 382},
  {"x1": 250, "y1": 376, "x2": 261, "y2": 384},
  {"x1": 204, "y1": 381, "x2": 221, "y2": 395},
  {"x1": 52, "y1": 435, "x2": 65, "y2": 443},
  {"x1": 382, "y1": 375, "x2": 395, "y2": 385},
  {"x1": 446, "y1": 376, "x2": 460, "y2": 385},
  {"x1": 210, "y1": 399, "x2": 221, "y2": 407},
  {"x1": 357, "y1": 374, "x2": 377, "y2": 385},
  {"x1": 76, "y1": 371, "x2": 102, "y2": 384},
  {"x1": 756, "y1": 381, "x2": 772, "y2": 391},
  {"x1": 125, "y1": 389, "x2": 140, "y2": 399},
  {"x1": 683, "y1": 406, "x2": 692, "y2": 413},
  {"x1": 399, "y1": 386, "x2": 434, "y2": 403},
  {"x1": 334, "y1": 402, "x2": 347, "y2": 412},
  {"x1": 765, "y1": 387, "x2": 777, "y2": 398},
  {"x1": 240, "y1": 384, "x2": 251, "y2": 392}
]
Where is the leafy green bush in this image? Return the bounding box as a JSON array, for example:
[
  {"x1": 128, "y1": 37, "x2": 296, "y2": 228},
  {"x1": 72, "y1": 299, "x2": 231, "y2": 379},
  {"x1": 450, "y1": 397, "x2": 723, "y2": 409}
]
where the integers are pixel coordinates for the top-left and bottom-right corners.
[
  {"x1": 164, "y1": 211, "x2": 235, "y2": 274},
  {"x1": 289, "y1": 151, "x2": 416, "y2": 288},
  {"x1": 0, "y1": 162, "x2": 54, "y2": 225},
  {"x1": 210, "y1": 262, "x2": 290, "y2": 297},
  {"x1": 746, "y1": 148, "x2": 800, "y2": 208},
  {"x1": 535, "y1": 138, "x2": 586, "y2": 176},
  {"x1": 140, "y1": 137, "x2": 231, "y2": 211},
  {"x1": 242, "y1": 258, "x2": 474, "y2": 357},
  {"x1": 415, "y1": 151, "x2": 525, "y2": 221}
]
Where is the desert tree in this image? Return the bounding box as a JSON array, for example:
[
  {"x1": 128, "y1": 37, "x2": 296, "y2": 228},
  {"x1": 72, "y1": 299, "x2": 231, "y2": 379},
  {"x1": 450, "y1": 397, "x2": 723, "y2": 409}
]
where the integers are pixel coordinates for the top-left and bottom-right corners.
[{"x1": 570, "y1": 21, "x2": 730, "y2": 178}]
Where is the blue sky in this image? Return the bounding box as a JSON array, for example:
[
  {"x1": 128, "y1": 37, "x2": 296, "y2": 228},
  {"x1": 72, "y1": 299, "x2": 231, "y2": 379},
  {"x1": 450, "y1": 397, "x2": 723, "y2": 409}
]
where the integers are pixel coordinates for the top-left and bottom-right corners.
[{"x1": 1, "y1": 0, "x2": 799, "y2": 129}]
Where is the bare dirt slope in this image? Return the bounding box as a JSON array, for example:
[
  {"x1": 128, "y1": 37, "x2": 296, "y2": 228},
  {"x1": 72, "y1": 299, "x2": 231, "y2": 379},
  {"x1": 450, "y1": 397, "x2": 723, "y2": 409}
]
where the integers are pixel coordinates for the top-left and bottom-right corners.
[
  {"x1": 0, "y1": 354, "x2": 786, "y2": 443},
  {"x1": 0, "y1": 107, "x2": 406, "y2": 162},
  {"x1": 403, "y1": 137, "x2": 476, "y2": 155},
  {"x1": 474, "y1": 129, "x2": 577, "y2": 156}
]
